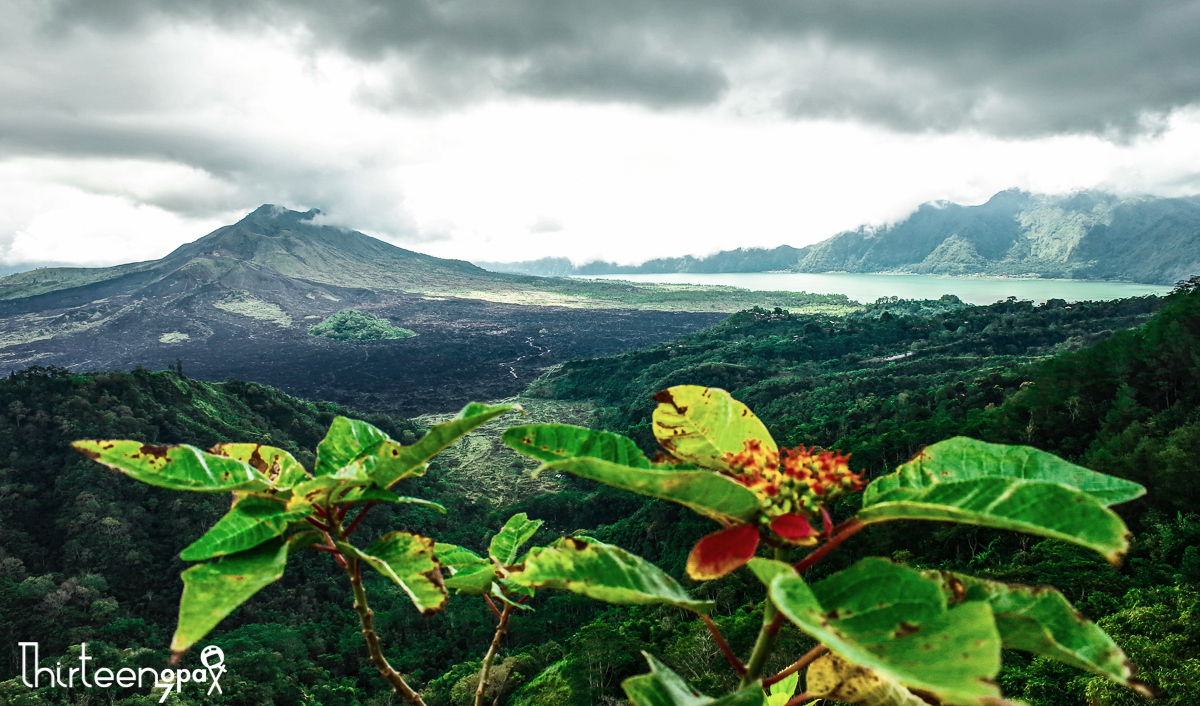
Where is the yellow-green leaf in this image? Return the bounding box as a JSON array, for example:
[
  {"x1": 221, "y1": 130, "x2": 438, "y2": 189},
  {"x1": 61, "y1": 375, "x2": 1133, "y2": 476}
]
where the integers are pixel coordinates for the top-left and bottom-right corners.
[
  {"x1": 651, "y1": 386, "x2": 776, "y2": 471},
  {"x1": 74, "y1": 440, "x2": 275, "y2": 493},
  {"x1": 542, "y1": 457, "x2": 762, "y2": 523},
  {"x1": 858, "y1": 477, "x2": 1132, "y2": 564},
  {"x1": 371, "y1": 402, "x2": 521, "y2": 488},
  {"x1": 924, "y1": 570, "x2": 1152, "y2": 697},
  {"x1": 502, "y1": 424, "x2": 654, "y2": 468},
  {"x1": 623, "y1": 653, "x2": 766, "y2": 706},
  {"x1": 208, "y1": 443, "x2": 311, "y2": 488},
  {"x1": 864, "y1": 437, "x2": 1145, "y2": 507},
  {"x1": 513, "y1": 537, "x2": 714, "y2": 614},
  {"x1": 340, "y1": 532, "x2": 447, "y2": 615},
  {"x1": 171, "y1": 539, "x2": 287, "y2": 655},
  {"x1": 489, "y1": 513, "x2": 544, "y2": 566},
  {"x1": 770, "y1": 559, "x2": 1003, "y2": 706},
  {"x1": 180, "y1": 497, "x2": 312, "y2": 560}
]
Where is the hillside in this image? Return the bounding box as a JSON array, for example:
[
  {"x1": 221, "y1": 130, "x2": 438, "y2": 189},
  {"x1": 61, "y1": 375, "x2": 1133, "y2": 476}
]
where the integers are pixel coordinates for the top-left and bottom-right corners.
[
  {"x1": 480, "y1": 190, "x2": 1200, "y2": 285},
  {"x1": 0, "y1": 206, "x2": 854, "y2": 416},
  {"x1": 4, "y1": 290, "x2": 1200, "y2": 705}
]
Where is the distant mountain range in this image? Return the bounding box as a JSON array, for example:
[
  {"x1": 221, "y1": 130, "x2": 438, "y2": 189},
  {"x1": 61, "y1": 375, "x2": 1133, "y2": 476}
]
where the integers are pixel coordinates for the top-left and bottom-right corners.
[
  {"x1": 477, "y1": 190, "x2": 1200, "y2": 285},
  {"x1": 0, "y1": 206, "x2": 834, "y2": 415}
]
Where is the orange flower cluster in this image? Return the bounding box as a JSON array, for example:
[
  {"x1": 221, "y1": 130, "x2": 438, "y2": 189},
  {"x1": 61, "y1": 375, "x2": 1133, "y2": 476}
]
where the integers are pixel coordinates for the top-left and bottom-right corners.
[
  {"x1": 724, "y1": 440, "x2": 864, "y2": 519},
  {"x1": 686, "y1": 438, "x2": 865, "y2": 580}
]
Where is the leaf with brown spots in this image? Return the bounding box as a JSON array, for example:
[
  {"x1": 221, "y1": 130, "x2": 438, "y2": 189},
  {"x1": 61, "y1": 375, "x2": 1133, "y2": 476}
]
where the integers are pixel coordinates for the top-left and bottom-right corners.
[
  {"x1": 208, "y1": 443, "x2": 311, "y2": 488},
  {"x1": 923, "y1": 571, "x2": 1152, "y2": 698},
  {"x1": 514, "y1": 537, "x2": 714, "y2": 614},
  {"x1": 651, "y1": 385, "x2": 777, "y2": 471},
  {"x1": 338, "y1": 532, "x2": 447, "y2": 615},
  {"x1": 73, "y1": 439, "x2": 275, "y2": 493},
  {"x1": 771, "y1": 558, "x2": 1004, "y2": 705}
]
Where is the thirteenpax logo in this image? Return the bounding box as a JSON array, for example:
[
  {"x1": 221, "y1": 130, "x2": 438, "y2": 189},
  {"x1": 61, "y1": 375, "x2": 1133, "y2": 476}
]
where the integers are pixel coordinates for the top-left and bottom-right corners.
[{"x1": 18, "y1": 642, "x2": 226, "y2": 703}]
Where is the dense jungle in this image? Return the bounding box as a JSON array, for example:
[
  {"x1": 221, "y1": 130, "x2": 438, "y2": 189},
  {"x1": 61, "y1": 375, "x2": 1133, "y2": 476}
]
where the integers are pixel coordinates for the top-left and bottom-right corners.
[{"x1": 2, "y1": 281, "x2": 1199, "y2": 706}]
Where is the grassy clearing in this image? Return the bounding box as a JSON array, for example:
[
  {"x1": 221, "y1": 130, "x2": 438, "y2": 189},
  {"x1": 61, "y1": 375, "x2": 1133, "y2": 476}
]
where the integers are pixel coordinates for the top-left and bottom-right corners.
[
  {"x1": 414, "y1": 396, "x2": 598, "y2": 508},
  {"x1": 212, "y1": 291, "x2": 293, "y2": 326}
]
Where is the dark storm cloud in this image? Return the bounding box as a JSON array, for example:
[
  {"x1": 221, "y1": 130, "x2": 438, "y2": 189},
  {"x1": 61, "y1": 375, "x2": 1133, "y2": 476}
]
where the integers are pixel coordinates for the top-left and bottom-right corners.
[{"x1": 34, "y1": 0, "x2": 1200, "y2": 137}]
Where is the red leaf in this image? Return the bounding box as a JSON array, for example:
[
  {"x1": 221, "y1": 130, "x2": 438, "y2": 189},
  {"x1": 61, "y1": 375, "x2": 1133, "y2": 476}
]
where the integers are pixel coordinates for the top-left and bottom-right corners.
[
  {"x1": 770, "y1": 513, "x2": 819, "y2": 545},
  {"x1": 686, "y1": 523, "x2": 760, "y2": 580}
]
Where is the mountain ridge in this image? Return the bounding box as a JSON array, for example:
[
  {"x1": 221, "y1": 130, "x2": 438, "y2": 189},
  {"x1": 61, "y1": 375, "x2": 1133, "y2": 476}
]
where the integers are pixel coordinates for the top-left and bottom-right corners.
[{"x1": 478, "y1": 190, "x2": 1200, "y2": 285}]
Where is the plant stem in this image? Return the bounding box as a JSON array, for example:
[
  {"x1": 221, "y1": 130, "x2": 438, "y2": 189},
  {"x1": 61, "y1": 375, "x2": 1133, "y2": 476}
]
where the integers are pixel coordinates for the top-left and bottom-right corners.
[
  {"x1": 783, "y1": 692, "x2": 814, "y2": 706},
  {"x1": 306, "y1": 516, "x2": 333, "y2": 533},
  {"x1": 348, "y1": 558, "x2": 426, "y2": 706},
  {"x1": 740, "y1": 546, "x2": 790, "y2": 687},
  {"x1": 793, "y1": 518, "x2": 865, "y2": 574},
  {"x1": 474, "y1": 602, "x2": 513, "y2": 706},
  {"x1": 701, "y1": 614, "x2": 747, "y2": 677},
  {"x1": 762, "y1": 644, "x2": 828, "y2": 688},
  {"x1": 344, "y1": 501, "x2": 376, "y2": 536},
  {"x1": 484, "y1": 595, "x2": 502, "y2": 619}
]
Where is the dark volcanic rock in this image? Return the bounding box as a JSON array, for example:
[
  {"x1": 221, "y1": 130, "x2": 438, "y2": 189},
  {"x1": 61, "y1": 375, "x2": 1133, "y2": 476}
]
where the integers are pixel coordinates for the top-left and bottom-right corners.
[{"x1": 0, "y1": 206, "x2": 726, "y2": 416}]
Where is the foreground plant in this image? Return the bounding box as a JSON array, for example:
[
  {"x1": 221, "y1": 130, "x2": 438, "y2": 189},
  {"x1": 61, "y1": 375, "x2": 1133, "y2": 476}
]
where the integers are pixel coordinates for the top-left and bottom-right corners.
[
  {"x1": 501, "y1": 385, "x2": 1155, "y2": 705},
  {"x1": 75, "y1": 385, "x2": 1155, "y2": 706},
  {"x1": 75, "y1": 403, "x2": 524, "y2": 706}
]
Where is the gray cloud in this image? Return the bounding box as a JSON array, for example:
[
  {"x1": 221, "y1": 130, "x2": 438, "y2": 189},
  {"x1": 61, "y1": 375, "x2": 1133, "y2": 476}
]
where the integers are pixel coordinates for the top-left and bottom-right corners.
[{"x1": 31, "y1": 0, "x2": 1200, "y2": 137}]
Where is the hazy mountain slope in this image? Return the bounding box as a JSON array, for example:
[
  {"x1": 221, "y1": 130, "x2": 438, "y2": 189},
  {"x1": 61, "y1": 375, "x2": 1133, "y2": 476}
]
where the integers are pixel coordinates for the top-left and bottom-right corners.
[
  {"x1": 797, "y1": 190, "x2": 1200, "y2": 283},
  {"x1": 477, "y1": 245, "x2": 805, "y2": 276},
  {"x1": 481, "y1": 190, "x2": 1200, "y2": 285}
]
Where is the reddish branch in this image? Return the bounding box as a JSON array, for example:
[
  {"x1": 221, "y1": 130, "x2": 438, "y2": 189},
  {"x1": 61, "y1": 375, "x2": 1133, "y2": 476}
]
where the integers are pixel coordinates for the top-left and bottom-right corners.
[
  {"x1": 701, "y1": 614, "x2": 747, "y2": 677},
  {"x1": 763, "y1": 644, "x2": 828, "y2": 688},
  {"x1": 484, "y1": 595, "x2": 503, "y2": 620},
  {"x1": 783, "y1": 692, "x2": 815, "y2": 706},
  {"x1": 794, "y1": 519, "x2": 865, "y2": 574},
  {"x1": 344, "y1": 501, "x2": 377, "y2": 536},
  {"x1": 306, "y1": 516, "x2": 332, "y2": 533}
]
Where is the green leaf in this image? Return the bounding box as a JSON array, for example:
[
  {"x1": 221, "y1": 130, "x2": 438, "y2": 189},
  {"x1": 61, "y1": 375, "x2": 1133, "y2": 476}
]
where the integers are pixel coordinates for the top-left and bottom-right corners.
[
  {"x1": 315, "y1": 417, "x2": 389, "y2": 476},
  {"x1": 180, "y1": 498, "x2": 313, "y2": 560},
  {"x1": 339, "y1": 532, "x2": 447, "y2": 615},
  {"x1": 770, "y1": 558, "x2": 1003, "y2": 706},
  {"x1": 763, "y1": 671, "x2": 799, "y2": 706},
  {"x1": 435, "y1": 542, "x2": 496, "y2": 595},
  {"x1": 286, "y1": 531, "x2": 324, "y2": 553},
  {"x1": 370, "y1": 402, "x2": 520, "y2": 489},
  {"x1": 74, "y1": 440, "x2": 275, "y2": 493},
  {"x1": 489, "y1": 513, "x2": 544, "y2": 566},
  {"x1": 502, "y1": 424, "x2": 654, "y2": 468},
  {"x1": 924, "y1": 570, "x2": 1151, "y2": 696},
  {"x1": 864, "y1": 437, "x2": 1146, "y2": 506},
  {"x1": 513, "y1": 537, "x2": 714, "y2": 614},
  {"x1": 171, "y1": 539, "x2": 288, "y2": 655},
  {"x1": 746, "y1": 558, "x2": 795, "y2": 588},
  {"x1": 313, "y1": 416, "x2": 418, "y2": 485},
  {"x1": 623, "y1": 653, "x2": 766, "y2": 706},
  {"x1": 434, "y1": 542, "x2": 488, "y2": 569},
  {"x1": 334, "y1": 484, "x2": 447, "y2": 511},
  {"x1": 858, "y1": 476, "x2": 1133, "y2": 564},
  {"x1": 286, "y1": 474, "x2": 374, "y2": 511},
  {"x1": 208, "y1": 443, "x2": 311, "y2": 488},
  {"x1": 539, "y1": 457, "x2": 762, "y2": 524},
  {"x1": 651, "y1": 385, "x2": 777, "y2": 471}
]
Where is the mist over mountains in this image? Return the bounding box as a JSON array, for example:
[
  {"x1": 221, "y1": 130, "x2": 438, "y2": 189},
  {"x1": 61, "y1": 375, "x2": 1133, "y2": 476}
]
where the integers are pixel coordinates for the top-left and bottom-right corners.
[{"x1": 479, "y1": 190, "x2": 1200, "y2": 285}]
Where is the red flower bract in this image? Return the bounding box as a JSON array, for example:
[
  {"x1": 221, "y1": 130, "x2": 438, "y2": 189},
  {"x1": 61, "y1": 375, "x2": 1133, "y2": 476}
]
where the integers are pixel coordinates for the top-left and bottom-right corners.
[
  {"x1": 686, "y1": 523, "x2": 761, "y2": 580},
  {"x1": 682, "y1": 439, "x2": 864, "y2": 580}
]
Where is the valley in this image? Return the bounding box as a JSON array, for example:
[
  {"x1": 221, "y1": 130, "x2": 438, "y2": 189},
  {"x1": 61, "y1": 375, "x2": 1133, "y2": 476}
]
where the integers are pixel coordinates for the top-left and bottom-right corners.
[{"x1": 0, "y1": 205, "x2": 853, "y2": 416}]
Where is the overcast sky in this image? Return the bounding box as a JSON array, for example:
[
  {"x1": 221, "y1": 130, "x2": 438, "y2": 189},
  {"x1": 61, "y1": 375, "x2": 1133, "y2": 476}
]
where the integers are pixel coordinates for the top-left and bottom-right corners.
[{"x1": 3, "y1": 0, "x2": 1200, "y2": 268}]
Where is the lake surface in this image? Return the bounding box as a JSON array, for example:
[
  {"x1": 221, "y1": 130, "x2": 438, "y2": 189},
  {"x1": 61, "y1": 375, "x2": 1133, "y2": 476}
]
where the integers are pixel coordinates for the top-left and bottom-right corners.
[{"x1": 576, "y1": 272, "x2": 1173, "y2": 306}]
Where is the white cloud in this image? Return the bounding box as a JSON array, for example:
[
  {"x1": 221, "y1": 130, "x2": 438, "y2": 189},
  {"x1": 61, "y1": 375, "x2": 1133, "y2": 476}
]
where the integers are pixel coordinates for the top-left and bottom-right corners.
[{"x1": 1, "y1": 8, "x2": 1200, "y2": 269}]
